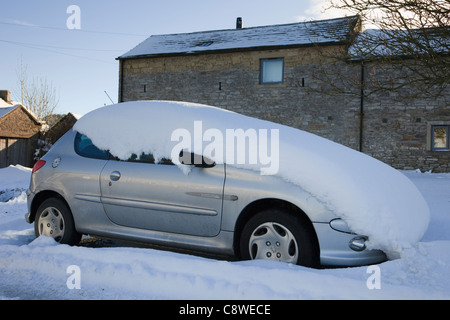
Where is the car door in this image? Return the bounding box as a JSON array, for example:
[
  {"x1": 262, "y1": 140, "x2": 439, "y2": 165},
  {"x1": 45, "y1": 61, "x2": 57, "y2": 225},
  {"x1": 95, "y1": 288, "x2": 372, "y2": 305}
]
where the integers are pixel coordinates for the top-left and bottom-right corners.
[{"x1": 99, "y1": 156, "x2": 225, "y2": 237}]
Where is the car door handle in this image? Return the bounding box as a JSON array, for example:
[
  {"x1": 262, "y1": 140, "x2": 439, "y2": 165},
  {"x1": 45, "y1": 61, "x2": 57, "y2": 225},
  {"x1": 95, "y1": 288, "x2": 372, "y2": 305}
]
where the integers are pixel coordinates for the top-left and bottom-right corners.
[{"x1": 110, "y1": 171, "x2": 121, "y2": 181}]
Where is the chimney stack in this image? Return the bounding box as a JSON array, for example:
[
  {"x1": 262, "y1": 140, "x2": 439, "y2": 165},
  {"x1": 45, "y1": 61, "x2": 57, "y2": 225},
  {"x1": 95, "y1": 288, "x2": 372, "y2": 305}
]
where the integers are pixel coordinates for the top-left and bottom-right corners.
[
  {"x1": 236, "y1": 17, "x2": 242, "y2": 29},
  {"x1": 0, "y1": 90, "x2": 11, "y2": 103}
]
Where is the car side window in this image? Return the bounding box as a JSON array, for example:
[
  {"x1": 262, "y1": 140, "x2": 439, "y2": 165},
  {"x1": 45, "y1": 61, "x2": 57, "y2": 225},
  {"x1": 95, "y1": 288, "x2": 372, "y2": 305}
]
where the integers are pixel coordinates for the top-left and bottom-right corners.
[
  {"x1": 126, "y1": 153, "x2": 174, "y2": 165},
  {"x1": 74, "y1": 132, "x2": 110, "y2": 160},
  {"x1": 127, "y1": 153, "x2": 155, "y2": 164},
  {"x1": 158, "y1": 158, "x2": 174, "y2": 165}
]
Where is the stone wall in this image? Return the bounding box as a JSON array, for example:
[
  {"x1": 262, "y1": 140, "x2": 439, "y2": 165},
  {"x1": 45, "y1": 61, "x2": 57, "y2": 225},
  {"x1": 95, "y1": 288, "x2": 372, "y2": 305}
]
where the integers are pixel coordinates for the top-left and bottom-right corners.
[
  {"x1": 361, "y1": 60, "x2": 450, "y2": 172},
  {"x1": 119, "y1": 46, "x2": 449, "y2": 172}
]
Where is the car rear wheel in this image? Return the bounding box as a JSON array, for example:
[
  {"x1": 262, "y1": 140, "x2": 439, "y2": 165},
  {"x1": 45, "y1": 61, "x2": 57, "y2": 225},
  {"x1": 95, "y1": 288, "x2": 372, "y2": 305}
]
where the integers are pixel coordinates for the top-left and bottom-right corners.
[
  {"x1": 34, "y1": 198, "x2": 81, "y2": 246},
  {"x1": 240, "y1": 209, "x2": 319, "y2": 267}
]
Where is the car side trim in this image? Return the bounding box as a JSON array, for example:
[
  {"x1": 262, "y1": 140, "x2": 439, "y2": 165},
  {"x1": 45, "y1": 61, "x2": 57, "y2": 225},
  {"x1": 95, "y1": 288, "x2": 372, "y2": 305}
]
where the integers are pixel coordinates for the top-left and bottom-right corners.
[
  {"x1": 186, "y1": 192, "x2": 238, "y2": 201},
  {"x1": 74, "y1": 194, "x2": 102, "y2": 203},
  {"x1": 101, "y1": 196, "x2": 218, "y2": 216}
]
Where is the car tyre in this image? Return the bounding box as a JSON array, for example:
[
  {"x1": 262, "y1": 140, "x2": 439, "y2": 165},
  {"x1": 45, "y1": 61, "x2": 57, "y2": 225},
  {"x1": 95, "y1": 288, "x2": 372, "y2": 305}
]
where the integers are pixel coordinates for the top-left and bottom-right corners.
[
  {"x1": 35, "y1": 198, "x2": 82, "y2": 246},
  {"x1": 240, "y1": 209, "x2": 319, "y2": 267}
]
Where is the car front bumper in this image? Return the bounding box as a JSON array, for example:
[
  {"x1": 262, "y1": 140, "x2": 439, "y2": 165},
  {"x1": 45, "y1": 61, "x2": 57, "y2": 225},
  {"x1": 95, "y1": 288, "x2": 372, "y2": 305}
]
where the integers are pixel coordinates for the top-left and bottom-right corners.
[{"x1": 313, "y1": 222, "x2": 387, "y2": 267}]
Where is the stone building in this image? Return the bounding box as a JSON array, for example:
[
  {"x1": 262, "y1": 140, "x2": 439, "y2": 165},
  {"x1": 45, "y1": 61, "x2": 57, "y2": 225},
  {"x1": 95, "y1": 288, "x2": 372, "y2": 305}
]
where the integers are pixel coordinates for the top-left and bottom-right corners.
[
  {"x1": 117, "y1": 16, "x2": 449, "y2": 172},
  {"x1": 0, "y1": 90, "x2": 42, "y2": 168}
]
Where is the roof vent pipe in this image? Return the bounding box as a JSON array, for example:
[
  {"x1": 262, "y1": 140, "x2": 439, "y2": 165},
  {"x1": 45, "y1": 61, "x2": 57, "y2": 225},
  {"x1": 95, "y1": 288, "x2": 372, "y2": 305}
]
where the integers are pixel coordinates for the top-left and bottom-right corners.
[{"x1": 236, "y1": 17, "x2": 242, "y2": 29}]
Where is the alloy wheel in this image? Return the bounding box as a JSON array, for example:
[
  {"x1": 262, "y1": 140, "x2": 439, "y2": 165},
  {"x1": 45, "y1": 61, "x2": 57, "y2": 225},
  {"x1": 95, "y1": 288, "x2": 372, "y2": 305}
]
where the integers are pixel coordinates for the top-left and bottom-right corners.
[
  {"x1": 249, "y1": 222, "x2": 299, "y2": 263},
  {"x1": 38, "y1": 206, "x2": 65, "y2": 242}
]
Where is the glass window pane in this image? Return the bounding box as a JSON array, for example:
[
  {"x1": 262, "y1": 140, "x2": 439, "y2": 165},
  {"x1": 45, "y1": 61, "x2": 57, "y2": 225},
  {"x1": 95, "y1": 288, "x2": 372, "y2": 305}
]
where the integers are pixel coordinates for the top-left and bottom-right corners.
[
  {"x1": 261, "y1": 59, "x2": 283, "y2": 83},
  {"x1": 74, "y1": 132, "x2": 110, "y2": 160},
  {"x1": 127, "y1": 153, "x2": 155, "y2": 164},
  {"x1": 433, "y1": 126, "x2": 448, "y2": 150}
]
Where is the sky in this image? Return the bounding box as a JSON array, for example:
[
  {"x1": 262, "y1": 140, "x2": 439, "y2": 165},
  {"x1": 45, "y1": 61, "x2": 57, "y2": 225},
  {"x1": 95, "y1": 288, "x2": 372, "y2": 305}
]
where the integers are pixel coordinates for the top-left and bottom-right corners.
[{"x1": 0, "y1": 0, "x2": 346, "y2": 116}]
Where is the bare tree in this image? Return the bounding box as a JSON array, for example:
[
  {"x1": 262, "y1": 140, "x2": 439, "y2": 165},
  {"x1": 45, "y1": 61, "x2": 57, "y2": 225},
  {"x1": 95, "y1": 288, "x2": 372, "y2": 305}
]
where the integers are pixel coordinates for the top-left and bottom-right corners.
[
  {"x1": 15, "y1": 61, "x2": 59, "y2": 122},
  {"x1": 330, "y1": 0, "x2": 449, "y2": 30},
  {"x1": 326, "y1": 0, "x2": 450, "y2": 96}
]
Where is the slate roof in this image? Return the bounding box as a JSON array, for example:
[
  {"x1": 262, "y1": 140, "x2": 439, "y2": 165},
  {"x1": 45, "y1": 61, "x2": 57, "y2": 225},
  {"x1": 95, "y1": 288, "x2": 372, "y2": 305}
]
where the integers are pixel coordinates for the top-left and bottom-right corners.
[
  {"x1": 0, "y1": 106, "x2": 16, "y2": 119},
  {"x1": 348, "y1": 27, "x2": 450, "y2": 60},
  {"x1": 0, "y1": 99, "x2": 21, "y2": 119},
  {"x1": 119, "y1": 16, "x2": 361, "y2": 59},
  {"x1": 0, "y1": 98, "x2": 41, "y2": 124}
]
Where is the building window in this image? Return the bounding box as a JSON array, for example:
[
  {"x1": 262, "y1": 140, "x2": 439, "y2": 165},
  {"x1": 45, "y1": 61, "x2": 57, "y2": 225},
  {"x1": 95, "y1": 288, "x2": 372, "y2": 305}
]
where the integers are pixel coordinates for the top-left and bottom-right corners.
[
  {"x1": 431, "y1": 125, "x2": 449, "y2": 151},
  {"x1": 260, "y1": 58, "x2": 284, "y2": 84}
]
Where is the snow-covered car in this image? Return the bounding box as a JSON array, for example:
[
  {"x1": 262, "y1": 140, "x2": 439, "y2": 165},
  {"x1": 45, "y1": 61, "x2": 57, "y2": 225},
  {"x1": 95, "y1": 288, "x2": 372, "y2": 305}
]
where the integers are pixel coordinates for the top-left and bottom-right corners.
[{"x1": 25, "y1": 101, "x2": 429, "y2": 268}]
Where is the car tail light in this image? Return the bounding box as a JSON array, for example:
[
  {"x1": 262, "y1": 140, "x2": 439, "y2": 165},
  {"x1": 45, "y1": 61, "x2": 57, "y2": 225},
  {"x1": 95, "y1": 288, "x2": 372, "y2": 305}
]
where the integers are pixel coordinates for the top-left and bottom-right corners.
[{"x1": 32, "y1": 160, "x2": 46, "y2": 173}]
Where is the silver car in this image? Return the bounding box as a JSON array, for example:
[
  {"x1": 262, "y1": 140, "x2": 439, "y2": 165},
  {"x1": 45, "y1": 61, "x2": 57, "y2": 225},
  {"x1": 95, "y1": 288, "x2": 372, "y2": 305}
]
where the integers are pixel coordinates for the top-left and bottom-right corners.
[{"x1": 26, "y1": 129, "x2": 386, "y2": 268}]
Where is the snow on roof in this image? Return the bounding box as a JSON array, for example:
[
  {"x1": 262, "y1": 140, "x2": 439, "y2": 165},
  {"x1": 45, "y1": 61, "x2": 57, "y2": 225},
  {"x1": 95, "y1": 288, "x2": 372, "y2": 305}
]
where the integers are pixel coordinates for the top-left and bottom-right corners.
[
  {"x1": 0, "y1": 106, "x2": 16, "y2": 119},
  {"x1": 348, "y1": 27, "x2": 450, "y2": 60},
  {"x1": 119, "y1": 16, "x2": 360, "y2": 59},
  {"x1": 0, "y1": 98, "x2": 42, "y2": 125},
  {"x1": 0, "y1": 98, "x2": 22, "y2": 119},
  {"x1": 69, "y1": 112, "x2": 82, "y2": 120}
]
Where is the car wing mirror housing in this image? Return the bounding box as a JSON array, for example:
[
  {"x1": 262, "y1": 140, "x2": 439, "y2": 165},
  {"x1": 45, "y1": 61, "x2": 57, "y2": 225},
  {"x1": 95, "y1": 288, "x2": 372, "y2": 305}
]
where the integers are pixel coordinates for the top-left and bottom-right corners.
[{"x1": 179, "y1": 150, "x2": 215, "y2": 168}]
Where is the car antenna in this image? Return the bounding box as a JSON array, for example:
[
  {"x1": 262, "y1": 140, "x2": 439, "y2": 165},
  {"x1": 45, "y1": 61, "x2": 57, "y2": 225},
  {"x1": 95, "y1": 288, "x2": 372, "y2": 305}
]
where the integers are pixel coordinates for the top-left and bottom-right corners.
[{"x1": 104, "y1": 91, "x2": 114, "y2": 104}]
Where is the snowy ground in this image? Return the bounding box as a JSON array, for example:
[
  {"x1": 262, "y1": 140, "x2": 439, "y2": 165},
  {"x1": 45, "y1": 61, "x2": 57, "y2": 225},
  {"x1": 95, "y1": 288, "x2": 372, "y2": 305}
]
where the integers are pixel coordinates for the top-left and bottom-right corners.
[{"x1": 0, "y1": 165, "x2": 449, "y2": 300}]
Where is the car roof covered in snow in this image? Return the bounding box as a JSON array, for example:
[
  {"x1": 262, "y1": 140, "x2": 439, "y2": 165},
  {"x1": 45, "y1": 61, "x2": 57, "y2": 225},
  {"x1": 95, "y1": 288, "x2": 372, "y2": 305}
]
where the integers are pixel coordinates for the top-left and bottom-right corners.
[
  {"x1": 118, "y1": 16, "x2": 361, "y2": 59},
  {"x1": 74, "y1": 100, "x2": 430, "y2": 256}
]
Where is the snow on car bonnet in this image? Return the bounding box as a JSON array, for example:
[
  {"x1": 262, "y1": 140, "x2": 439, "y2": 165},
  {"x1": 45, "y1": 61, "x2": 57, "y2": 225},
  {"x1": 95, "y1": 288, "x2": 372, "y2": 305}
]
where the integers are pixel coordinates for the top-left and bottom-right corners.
[{"x1": 74, "y1": 101, "x2": 430, "y2": 258}]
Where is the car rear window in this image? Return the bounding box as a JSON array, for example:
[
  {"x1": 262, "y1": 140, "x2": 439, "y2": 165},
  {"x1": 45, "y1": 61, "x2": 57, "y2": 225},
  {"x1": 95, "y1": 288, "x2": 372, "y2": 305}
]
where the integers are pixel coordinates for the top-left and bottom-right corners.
[
  {"x1": 74, "y1": 132, "x2": 110, "y2": 160},
  {"x1": 74, "y1": 132, "x2": 173, "y2": 164}
]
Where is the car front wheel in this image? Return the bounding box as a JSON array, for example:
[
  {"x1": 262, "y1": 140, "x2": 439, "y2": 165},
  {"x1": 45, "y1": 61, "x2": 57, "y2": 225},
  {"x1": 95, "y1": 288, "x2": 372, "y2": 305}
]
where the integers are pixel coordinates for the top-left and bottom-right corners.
[
  {"x1": 240, "y1": 209, "x2": 319, "y2": 267},
  {"x1": 35, "y1": 198, "x2": 81, "y2": 245}
]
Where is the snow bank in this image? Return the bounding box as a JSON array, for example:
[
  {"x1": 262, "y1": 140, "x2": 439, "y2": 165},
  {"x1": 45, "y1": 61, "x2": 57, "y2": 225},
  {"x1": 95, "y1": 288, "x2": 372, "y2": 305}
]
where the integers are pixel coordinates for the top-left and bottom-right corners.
[
  {"x1": 0, "y1": 165, "x2": 31, "y2": 191},
  {"x1": 0, "y1": 165, "x2": 449, "y2": 300},
  {"x1": 402, "y1": 171, "x2": 450, "y2": 242},
  {"x1": 2, "y1": 235, "x2": 448, "y2": 300},
  {"x1": 74, "y1": 101, "x2": 430, "y2": 257},
  {"x1": 0, "y1": 165, "x2": 31, "y2": 203}
]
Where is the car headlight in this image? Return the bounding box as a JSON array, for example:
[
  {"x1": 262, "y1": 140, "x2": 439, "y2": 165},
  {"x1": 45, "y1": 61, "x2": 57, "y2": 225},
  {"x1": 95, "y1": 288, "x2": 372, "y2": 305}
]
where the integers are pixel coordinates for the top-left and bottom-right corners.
[
  {"x1": 329, "y1": 218, "x2": 354, "y2": 234},
  {"x1": 330, "y1": 219, "x2": 369, "y2": 251}
]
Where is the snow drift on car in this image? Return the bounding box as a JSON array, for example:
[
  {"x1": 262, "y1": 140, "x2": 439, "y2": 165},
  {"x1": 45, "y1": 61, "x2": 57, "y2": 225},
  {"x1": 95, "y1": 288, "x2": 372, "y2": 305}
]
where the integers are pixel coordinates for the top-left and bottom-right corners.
[{"x1": 74, "y1": 101, "x2": 430, "y2": 258}]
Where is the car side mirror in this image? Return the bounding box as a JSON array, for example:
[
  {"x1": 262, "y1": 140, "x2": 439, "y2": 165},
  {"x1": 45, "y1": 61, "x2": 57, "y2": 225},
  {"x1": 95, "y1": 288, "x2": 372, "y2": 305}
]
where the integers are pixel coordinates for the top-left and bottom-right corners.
[{"x1": 179, "y1": 150, "x2": 215, "y2": 168}]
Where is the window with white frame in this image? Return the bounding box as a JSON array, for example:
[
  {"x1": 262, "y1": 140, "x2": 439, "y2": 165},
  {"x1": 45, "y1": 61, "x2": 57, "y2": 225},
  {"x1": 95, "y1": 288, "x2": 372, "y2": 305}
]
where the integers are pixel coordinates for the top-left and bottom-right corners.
[{"x1": 260, "y1": 58, "x2": 284, "y2": 84}]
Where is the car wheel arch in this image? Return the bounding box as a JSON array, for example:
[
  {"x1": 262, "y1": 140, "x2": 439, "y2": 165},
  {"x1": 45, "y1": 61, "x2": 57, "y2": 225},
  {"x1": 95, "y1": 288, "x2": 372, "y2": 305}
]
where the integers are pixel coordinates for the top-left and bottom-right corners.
[
  {"x1": 30, "y1": 190, "x2": 69, "y2": 223},
  {"x1": 233, "y1": 198, "x2": 320, "y2": 259}
]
